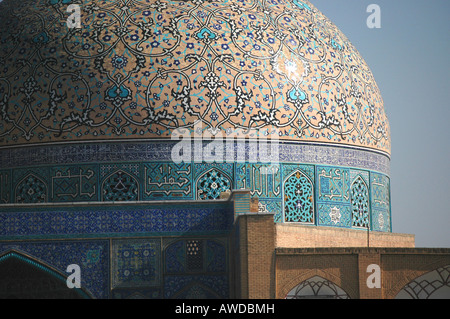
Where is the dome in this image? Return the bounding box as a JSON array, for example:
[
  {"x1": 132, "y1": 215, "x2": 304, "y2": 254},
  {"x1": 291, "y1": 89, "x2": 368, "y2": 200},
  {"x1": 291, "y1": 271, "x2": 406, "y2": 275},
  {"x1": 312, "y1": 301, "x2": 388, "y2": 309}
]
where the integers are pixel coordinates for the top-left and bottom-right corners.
[
  {"x1": 0, "y1": 0, "x2": 392, "y2": 232},
  {"x1": 0, "y1": 0, "x2": 390, "y2": 154}
]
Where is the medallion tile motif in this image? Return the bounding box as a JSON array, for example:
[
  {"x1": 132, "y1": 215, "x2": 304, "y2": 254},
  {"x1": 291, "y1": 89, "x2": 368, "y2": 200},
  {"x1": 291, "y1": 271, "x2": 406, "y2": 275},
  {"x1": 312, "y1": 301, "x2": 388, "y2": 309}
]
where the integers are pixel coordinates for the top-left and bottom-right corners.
[{"x1": 0, "y1": 0, "x2": 390, "y2": 154}]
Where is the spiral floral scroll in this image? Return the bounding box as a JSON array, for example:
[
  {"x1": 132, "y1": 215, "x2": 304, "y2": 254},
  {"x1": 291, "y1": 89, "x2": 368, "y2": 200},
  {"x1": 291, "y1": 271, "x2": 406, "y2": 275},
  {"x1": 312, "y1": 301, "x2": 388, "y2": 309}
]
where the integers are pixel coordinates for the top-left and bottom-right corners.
[{"x1": 0, "y1": 0, "x2": 390, "y2": 153}]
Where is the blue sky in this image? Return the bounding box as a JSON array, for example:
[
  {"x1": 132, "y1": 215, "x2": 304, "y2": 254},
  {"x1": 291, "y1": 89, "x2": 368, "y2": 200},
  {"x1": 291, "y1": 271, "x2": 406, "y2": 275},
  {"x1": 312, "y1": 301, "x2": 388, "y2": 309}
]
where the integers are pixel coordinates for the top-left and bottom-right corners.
[{"x1": 313, "y1": 0, "x2": 450, "y2": 247}]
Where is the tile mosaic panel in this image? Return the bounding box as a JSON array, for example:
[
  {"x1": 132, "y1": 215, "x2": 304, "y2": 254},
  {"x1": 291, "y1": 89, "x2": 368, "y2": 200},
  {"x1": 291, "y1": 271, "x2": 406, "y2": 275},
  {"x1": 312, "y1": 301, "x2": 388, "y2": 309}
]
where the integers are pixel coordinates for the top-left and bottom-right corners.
[
  {"x1": 194, "y1": 163, "x2": 234, "y2": 200},
  {"x1": 257, "y1": 199, "x2": 283, "y2": 221},
  {"x1": 0, "y1": 169, "x2": 11, "y2": 204},
  {"x1": 165, "y1": 240, "x2": 186, "y2": 274},
  {"x1": 50, "y1": 165, "x2": 98, "y2": 202},
  {"x1": 350, "y1": 174, "x2": 370, "y2": 229},
  {"x1": 316, "y1": 166, "x2": 352, "y2": 228},
  {"x1": 371, "y1": 172, "x2": 391, "y2": 232},
  {"x1": 0, "y1": 204, "x2": 234, "y2": 240},
  {"x1": 0, "y1": 135, "x2": 392, "y2": 233},
  {"x1": 112, "y1": 239, "x2": 161, "y2": 289},
  {"x1": 282, "y1": 164, "x2": 315, "y2": 223},
  {"x1": 111, "y1": 288, "x2": 161, "y2": 299},
  {"x1": 143, "y1": 162, "x2": 193, "y2": 200},
  {"x1": 0, "y1": 141, "x2": 390, "y2": 175},
  {"x1": 100, "y1": 163, "x2": 140, "y2": 202},
  {"x1": 164, "y1": 275, "x2": 229, "y2": 299},
  {"x1": 164, "y1": 239, "x2": 227, "y2": 275},
  {"x1": 235, "y1": 163, "x2": 281, "y2": 198},
  {"x1": 205, "y1": 240, "x2": 227, "y2": 273},
  {"x1": 13, "y1": 167, "x2": 49, "y2": 204}
]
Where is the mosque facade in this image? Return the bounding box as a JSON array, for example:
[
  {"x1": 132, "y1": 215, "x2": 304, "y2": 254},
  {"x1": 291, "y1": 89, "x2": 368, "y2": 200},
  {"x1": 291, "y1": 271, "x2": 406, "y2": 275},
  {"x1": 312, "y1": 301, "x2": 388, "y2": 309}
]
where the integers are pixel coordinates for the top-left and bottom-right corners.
[{"x1": 0, "y1": 0, "x2": 448, "y2": 299}]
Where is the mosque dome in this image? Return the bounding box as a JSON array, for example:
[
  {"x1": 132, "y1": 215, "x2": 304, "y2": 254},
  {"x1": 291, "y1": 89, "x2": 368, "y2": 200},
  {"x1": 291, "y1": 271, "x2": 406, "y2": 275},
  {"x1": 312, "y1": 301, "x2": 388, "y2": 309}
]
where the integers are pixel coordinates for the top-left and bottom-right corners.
[
  {"x1": 0, "y1": 0, "x2": 392, "y2": 232},
  {"x1": 0, "y1": 0, "x2": 389, "y2": 153}
]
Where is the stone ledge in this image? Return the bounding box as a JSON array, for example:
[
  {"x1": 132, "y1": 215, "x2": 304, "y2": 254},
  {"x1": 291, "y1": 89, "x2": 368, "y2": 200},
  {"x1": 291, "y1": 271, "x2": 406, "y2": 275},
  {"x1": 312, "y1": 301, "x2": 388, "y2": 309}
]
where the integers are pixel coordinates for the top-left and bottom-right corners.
[
  {"x1": 275, "y1": 247, "x2": 450, "y2": 255},
  {"x1": 276, "y1": 223, "x2": 415, "y2": 249}
]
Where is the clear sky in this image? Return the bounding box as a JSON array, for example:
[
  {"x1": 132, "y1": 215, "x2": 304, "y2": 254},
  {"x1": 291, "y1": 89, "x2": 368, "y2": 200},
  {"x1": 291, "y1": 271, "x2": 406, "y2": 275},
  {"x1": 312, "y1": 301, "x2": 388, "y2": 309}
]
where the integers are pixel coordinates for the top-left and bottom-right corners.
[{"x1": 312, "y1": 0, "x2": 450, "y2": 247}]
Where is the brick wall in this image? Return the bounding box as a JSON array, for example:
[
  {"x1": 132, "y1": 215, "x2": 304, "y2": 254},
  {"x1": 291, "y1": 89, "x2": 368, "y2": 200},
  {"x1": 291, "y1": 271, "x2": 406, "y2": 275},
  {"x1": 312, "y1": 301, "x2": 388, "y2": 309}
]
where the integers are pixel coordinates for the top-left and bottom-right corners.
[
  {"x1": 234, "y1": 213, "x2": 276, "y2": 299},
  {"x1": 275, "y1": 248, "x2": 450, "y2": 299},
  {"x1": 276, "y1": 224, "x2": 415, "y2": 248},
  {"x1": 275, "y1": 249, "x2": 360, "y2": 298},
  {"x1": 381, "y1": 250, "x2": 450, "y2": 298},
  {"x1": 358, "y1": 252, "x2": 382, "y2": 299},
  {"x1": 232, "y1": 210, "x2": 449, "y2": 299}
]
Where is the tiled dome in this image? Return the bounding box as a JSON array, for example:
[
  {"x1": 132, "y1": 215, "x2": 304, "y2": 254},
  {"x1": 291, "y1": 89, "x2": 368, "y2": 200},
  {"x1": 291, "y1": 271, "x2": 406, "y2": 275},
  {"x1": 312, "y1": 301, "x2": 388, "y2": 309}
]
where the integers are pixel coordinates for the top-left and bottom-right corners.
[
  {"x1": 0, "y1": 0, "x2": 392, "y2": 233},
  {"x1": 0, "y1": 0, "x2": 390, "y2": 155}
]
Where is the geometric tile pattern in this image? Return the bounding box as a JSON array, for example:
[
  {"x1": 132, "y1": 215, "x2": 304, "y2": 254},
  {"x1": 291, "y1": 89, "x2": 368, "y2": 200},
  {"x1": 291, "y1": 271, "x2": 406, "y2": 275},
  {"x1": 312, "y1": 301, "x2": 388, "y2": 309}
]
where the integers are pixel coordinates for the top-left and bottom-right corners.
[
  {"x1": 0, "y1": 170, "x2": 11, "y2": 204},
  {"x1": 163, "y1": 238, "x2": 228, "y2": 299},
  {"x1": 0, "y1": 204, "x2": 234, "y2": 240},
  {"x1": 0, "y1": 142, "x2": 391, "y2": 175},
  {"x1": 14, "y1": 173, "x2": 47, "y2": 204},
  {"x1": 164, "y1": 275, "x2": 229, "y2": 299},
  {"x1": 196, "y1": 169, "x2": 233, "y2": 200},
  {"x1": 194, "y1": 163, "x2": 234, "y2": 200},
  {"x1": 351, "y1": 176, "x2": 370, "y2": 228},
  {"x1": 164, "y1": 239, "x2": 227, "y2": 275},
  {"x1": 371, "y1": 173, "x2": 391, "y2": 232},
  {"x1": 0, "y1": 159, "x2": 391, "y2": 232},
  {"x1": 283, "y1": 170, "x2": 315, "y2": 223},
  {"x1": 112, "y1": 239, "x2": 161, "y2": 289}
]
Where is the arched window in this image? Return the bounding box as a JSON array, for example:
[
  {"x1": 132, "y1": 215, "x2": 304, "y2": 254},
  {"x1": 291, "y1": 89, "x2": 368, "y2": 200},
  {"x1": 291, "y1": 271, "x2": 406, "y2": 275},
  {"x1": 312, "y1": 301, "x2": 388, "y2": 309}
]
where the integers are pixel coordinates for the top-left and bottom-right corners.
[
  {"x1": 395, "y1": 265, "x2": 450, "y2": 299},
  {"x1": 351, "y1": 176, "x2": 370, "y2": 228},
  {"x1": 165, "y1": 239, "x2": 227, "y2": 274},
  {"x1": 283, "y1": 170, "x2": 314, "y2": 224},
  {"x1": 163, "y1": 240, "x2": 228, "y2": 299},
  {"x1": 196, "y1": 168, "x2": 232, "y2": 200},
  {"x1": 0, "y1": 251, "x2": 89, "y2": 299},
  {"x1": 286, "y1": 276, "x2": 349, "y2": 299}
]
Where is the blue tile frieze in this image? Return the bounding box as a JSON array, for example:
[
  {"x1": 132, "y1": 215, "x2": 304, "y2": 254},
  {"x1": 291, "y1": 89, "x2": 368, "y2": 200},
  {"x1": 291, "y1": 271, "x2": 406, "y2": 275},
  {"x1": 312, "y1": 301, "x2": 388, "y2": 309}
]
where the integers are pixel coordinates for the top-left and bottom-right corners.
[{"x1": 0, "y1": 203, "x2": 234, "y2": 240}]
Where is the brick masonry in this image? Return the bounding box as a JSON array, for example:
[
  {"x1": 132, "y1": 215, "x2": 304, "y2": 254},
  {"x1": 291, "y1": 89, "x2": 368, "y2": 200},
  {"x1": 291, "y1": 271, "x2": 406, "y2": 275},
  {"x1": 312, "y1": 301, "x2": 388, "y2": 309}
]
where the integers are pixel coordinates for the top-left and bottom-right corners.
[
  {"x1": 275, "y1": 224, "x2": 415, "y2": 248},
  {"x1": 275, "y1": 248, "x2": 450, "y2": 299},
  {"x1": 233, "y1": 211, "x2": 450, "y2": 299}
]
